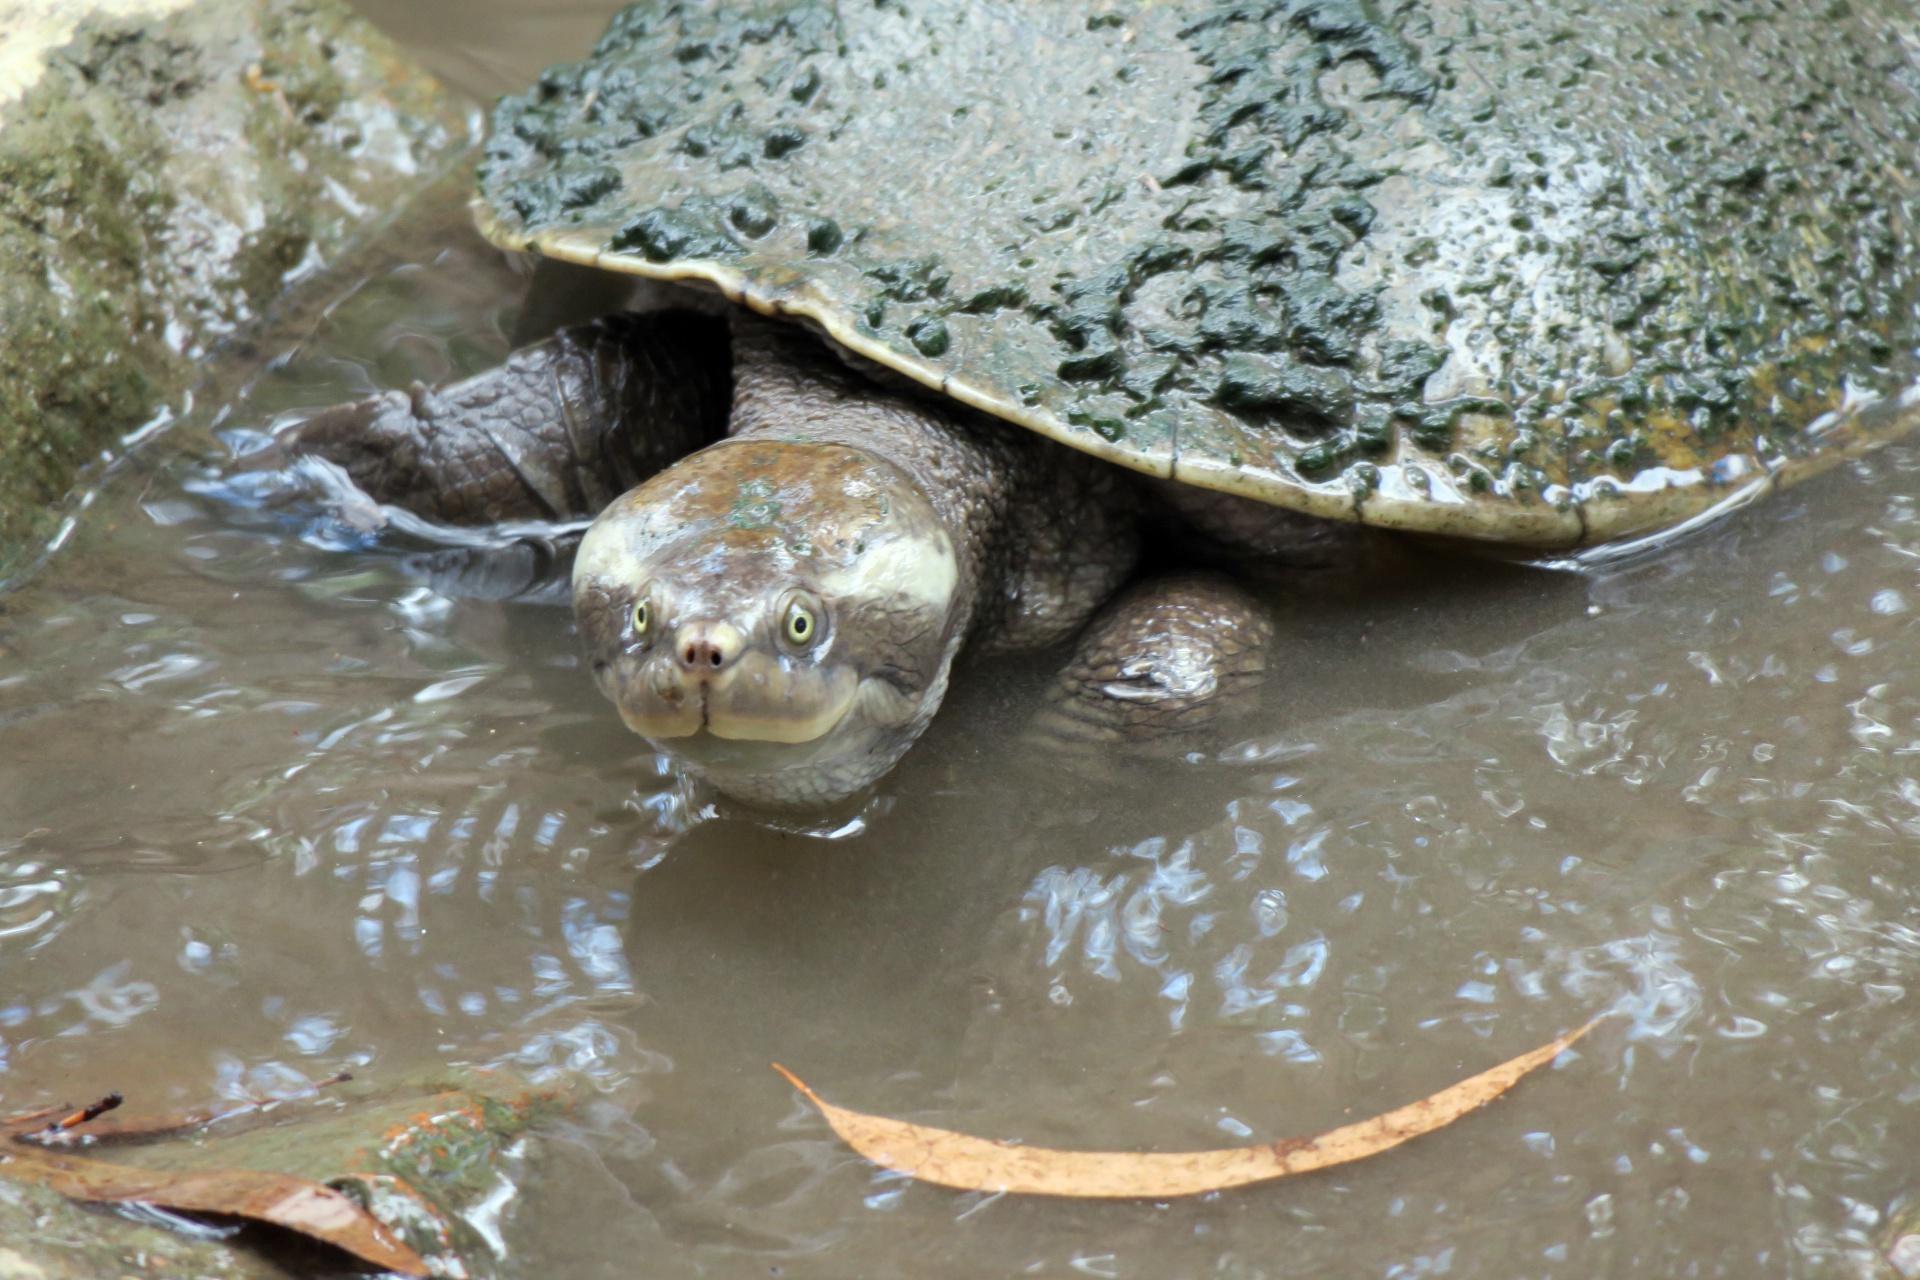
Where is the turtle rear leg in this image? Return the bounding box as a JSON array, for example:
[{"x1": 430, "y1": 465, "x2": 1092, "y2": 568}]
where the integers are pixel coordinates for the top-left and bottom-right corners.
[
  {"x1": 1033, "y1": 573, "x2": 1274, "y2": 755},
  {"x1": 288, "y1": 310, "x2": 732, "y2": 524}
]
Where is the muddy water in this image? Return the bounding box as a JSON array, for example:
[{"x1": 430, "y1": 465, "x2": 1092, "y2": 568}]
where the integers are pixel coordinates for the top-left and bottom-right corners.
[{"x1": 3, "y1": 8, "x2": 1920, "y2": 1279}]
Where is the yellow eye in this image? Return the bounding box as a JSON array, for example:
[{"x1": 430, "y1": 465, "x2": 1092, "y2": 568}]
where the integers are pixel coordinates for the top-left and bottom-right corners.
[
  {"x1": 783, "y1": 601, "x2": 817, "y2": 647},
  {"x1": 631, "y1": 599, "x2": 651, "y2": 639}
]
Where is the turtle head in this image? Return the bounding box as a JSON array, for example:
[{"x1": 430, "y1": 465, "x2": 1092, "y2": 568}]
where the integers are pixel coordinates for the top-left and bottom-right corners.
[{"x1": 572, "y1": 439, "x2": 965, "y2": 806}]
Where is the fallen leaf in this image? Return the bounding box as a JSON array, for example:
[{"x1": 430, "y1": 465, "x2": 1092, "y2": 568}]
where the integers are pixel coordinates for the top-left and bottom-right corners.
[
  {"x1": 775, "y1": 1017, "x2": 1603, "y2": 1198},
  {"x1": 1, "y1": 1105, "x2": 428, "y2": 1277}
]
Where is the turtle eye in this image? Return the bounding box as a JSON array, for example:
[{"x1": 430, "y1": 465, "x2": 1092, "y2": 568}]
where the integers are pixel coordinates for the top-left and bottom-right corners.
[
  {"x1": 631, "y1": 599, "x2": 652, "y2": 640},
  {"x1": 782, "y1": 598, "x2": 819, "y2": 649}
]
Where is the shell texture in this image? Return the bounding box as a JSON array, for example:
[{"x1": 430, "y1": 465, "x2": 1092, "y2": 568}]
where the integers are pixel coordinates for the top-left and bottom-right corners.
[{"x1": 475, "y1": 0, "x2": 1920, "y2": 546}]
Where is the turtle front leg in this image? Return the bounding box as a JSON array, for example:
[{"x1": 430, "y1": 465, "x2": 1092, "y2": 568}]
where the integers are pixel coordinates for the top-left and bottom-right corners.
[
  {"x1": 1034, "y1": 574, "x2": 1274, "y2": 754},
  {"x1": 288, "y1": 310, "x2": 732, "y2": 524}
]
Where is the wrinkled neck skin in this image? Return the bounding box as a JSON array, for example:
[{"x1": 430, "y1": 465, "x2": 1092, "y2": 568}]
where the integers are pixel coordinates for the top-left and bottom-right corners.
[{"x1": 573, "y1": 319, "x2": 988, "y2": 807}]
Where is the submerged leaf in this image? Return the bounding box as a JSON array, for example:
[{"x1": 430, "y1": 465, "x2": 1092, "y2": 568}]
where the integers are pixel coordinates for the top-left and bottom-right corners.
[
  {"x1": 0, "y1": 1069, "x2": 566, "y2": 1277},
  {"x1": 1, "y1": 1104, "x2": 430, "y2": 1276},
  {"x1": 775, "y1": 1017, "x2": 1603, "y2": 1198}
]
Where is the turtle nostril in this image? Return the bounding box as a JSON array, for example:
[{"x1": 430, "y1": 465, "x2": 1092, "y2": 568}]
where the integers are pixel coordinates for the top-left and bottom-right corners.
[
  {"x1": 681, "y1": 636, "x2": 729, "y2": 669},
  {"x1": 675, "y1": 625, "x2": 741, "y2": 673}
]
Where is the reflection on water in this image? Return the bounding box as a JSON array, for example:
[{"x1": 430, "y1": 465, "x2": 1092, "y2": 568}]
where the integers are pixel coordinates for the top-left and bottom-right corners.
[
  {"x1": 348, "y1": 0, "x2": 643, "y2": 102},
  {"x1": 1, "y1": 12, "x2": 1920, "y2": 1277}
]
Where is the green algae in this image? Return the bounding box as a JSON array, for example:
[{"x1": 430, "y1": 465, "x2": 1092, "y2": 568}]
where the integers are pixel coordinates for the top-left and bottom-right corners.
[{"x1": 2, "y1": 1070, "x2": 569, "y2": 1280}]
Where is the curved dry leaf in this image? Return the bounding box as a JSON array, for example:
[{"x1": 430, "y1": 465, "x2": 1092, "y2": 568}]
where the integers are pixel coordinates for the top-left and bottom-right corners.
[
  {"x1": 0, "y1": 1139, "x2": 429, "y2": 1277},
  {"x1": 775, "y1": 1017, "x2": 1602, "y2": 1198}
]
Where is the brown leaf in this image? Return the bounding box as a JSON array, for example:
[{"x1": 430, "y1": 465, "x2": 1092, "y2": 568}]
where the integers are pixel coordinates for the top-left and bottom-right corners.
[
  {"x1": 775, "y1": 1017, "x2": 1603, "y2": 1198},
  {"x1": 0, "y1": 1135, "x2": 429, "y2": 1276}
]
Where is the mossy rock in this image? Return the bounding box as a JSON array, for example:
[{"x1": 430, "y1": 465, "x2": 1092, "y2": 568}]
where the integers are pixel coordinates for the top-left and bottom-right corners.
[
  {"x1": 1, "y1": 1069, "x2": 568, "y2": 1279},
  {"x1": 0, "y1": 1175, "x2": 283, "y2": 1280},
  {"x1": 107, "y1": 1071, "x2": 570, "y2": 1276},
  {"x1": 0, "y1": 0, "x2": 472, "y2": 582}
]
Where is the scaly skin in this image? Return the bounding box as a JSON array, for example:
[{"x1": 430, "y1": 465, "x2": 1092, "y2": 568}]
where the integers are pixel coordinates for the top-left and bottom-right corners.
[
  {"x1": 724, "y1": 318, "x2": 1144, "y2": 655},
  {"x1": 293, "y1": 311, "x2": 1285, "y2": 806},
  {"x1": 1033, "y1": 574, "x2": 1275, "y2": 754},
  {"x1": 291, "y1": 312, "x2": 731, "y2": 523}
]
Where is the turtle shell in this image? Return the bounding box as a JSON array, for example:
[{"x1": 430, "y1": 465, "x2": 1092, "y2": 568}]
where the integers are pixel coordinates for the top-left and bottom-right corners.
[{"x1": 474, "y1": 0, "x2": 1920, "y2": 548}]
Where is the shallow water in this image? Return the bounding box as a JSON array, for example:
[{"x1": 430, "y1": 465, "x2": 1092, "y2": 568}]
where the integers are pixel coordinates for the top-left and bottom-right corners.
[{"x1": 4, "y1": 7, "x2": 1920, "y2": 1278}]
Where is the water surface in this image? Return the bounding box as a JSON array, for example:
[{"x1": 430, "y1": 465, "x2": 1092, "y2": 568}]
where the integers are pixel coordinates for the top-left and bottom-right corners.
[{"x1": 2, "y1": 6, "x2": 1919, "y2": 1277}]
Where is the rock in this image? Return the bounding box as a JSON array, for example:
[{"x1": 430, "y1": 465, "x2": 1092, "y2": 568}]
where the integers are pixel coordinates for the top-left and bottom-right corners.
[
  {"x1": 111, "y1": 1071, "x2": 570, "y2": 1277},
  {"x1": 0, "y1": 1175, "x2": 282, "y2": 1279},
  {"x1": 0, "y1": 0, "x2": 473, "y2": 582},
  {"x1": 1883, "y1": 1194, "x2": 1920, "y2": 1278},
  {"x1": 0, "y1": 1069, "x2": 569, "y2": 1279}
]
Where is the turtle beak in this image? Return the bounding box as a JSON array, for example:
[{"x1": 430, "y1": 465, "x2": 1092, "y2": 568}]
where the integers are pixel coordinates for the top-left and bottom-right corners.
[{"x1": 612, "y1": 617, "x2": 860, "y2": 745}]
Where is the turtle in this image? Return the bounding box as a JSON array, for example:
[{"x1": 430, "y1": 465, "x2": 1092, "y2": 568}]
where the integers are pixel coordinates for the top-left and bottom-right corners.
[{"x1": 289, "y1": 0, "x2": 1920, "y2": 807}]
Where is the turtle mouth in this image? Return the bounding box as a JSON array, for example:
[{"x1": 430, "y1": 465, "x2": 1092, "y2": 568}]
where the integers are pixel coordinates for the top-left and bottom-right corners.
[
  {"x1": 701, "y1": 677, "x2": 861, "y2": 744},
  {"x1": 615, "y1": 659, "x2": 862, "y2": 747}
]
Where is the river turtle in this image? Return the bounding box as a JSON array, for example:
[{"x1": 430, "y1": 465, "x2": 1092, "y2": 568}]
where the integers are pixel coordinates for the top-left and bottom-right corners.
[{"x1": 292, "y1": 0, "x2": 1920, "y2": 805}]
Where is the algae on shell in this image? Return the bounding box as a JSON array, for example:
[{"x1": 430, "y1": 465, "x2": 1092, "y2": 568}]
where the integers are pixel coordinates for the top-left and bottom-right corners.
[{"x1": 477, "y1": 0, "x2": 1920, "y2": 548}]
